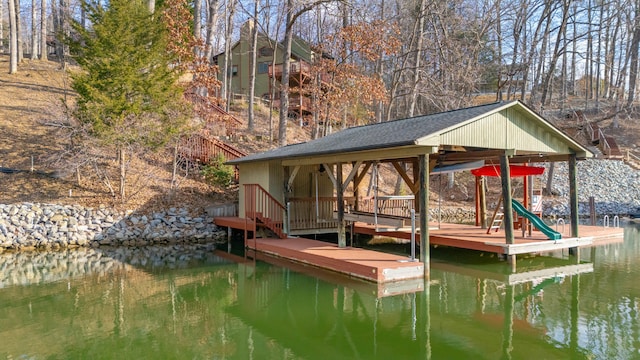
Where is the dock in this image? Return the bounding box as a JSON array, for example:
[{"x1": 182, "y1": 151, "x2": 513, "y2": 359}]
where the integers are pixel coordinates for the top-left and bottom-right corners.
[
  {"x1": 215, "y1": 216, "x2": 624, "y2": 283},
  {"x1": 352, "y1": 222, "x2": 624, "y2": 255},
  {"x1": 246, "y1": 237, "x2": 424, "y2": 283}
]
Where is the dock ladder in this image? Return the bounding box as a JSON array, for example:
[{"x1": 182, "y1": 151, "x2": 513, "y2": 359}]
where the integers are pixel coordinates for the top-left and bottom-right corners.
[{"x1": 487, "y1": 194, "x2": 505, "y2": 234}]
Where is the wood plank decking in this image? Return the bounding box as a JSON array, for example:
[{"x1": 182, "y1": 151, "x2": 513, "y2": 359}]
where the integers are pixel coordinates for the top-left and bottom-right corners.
[
  {"x1": 247, "y1": 237, "x2": 424, "y2": 283},
  {"x1": 214, "y1": 216, "x2": 624, "y2": 283},
  {"x1": 352, "y1": 222, "x2": 624, "y2": 255}
]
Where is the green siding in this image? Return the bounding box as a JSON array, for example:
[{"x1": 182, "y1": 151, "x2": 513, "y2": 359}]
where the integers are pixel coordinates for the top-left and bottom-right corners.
[
  {"x1": 217, "y1": 24, "x2": 312, "y2": 100},
  {"x1": 440, "y1": 108, "x2": 573, "y2": 154}
]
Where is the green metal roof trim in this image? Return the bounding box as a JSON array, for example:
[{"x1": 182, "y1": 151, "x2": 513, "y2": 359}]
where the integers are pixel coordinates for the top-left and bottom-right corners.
[{"x1": 228, "y1": 101, "x2": 589, "y2": 164}]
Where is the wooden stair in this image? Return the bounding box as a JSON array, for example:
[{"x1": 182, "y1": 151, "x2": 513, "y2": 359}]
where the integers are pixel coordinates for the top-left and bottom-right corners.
[
  {"x1": 584, "y1": 121, "x2": 623, "y2": 159},
  {"x1": 625, "y1": 150, "x2": 640, "y2": 170},
  {"x1": 254, "y1": 212, "x2": 286, "y2": 239},
  {"x1": 244, "y1": 184, "x2": 287, "y2": 240}
]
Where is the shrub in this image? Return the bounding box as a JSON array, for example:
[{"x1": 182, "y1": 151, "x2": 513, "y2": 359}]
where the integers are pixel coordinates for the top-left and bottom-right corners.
[{"x1": 201, "y1": 154, "x2": 234, "y2": 187}]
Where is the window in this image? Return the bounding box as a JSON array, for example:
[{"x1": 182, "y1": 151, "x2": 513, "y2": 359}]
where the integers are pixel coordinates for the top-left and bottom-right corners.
[
  {"x1": 259, "y1": 46, "x2": 274, "y2": 57},
  {"x1": 230, "y1": 65, "x2": 238, "y2": 77},
  {"x1": 257, "y1": 62, "x2": 269, "y2": 74}
]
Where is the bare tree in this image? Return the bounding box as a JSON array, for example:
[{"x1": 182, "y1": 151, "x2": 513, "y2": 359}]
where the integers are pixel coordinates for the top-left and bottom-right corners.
[
  {"x1": 16, "y1": 0, "x2": 23, "y2": 63},
  {"x1": 540, "y1": 0, "x2": 570, "y2": 109},
  {"x1": 204, "y1": 0, "x2": 220, "y2": 62},
  {"x1": 408, "y1": 0, "x2": 426, "y2": 118},
  {"x1": 194, "y1": 0, "x2": 201, "y2": 41},
  {"x1": 31, "y1": 0, "x2": 38, "y2": 60},
  {"x1": 627, "y1": 0, "x2": 640, "y2": 107},
  {"x1": 40, "y1": 0, "x2": 47, "y2": 60},
  {"x1": 222, "y1": 0, "x2": 237, "y2": 110},
  {"x1": 0, "y1": 0, "x2": 3, "y2": 51},
  {"x1": 278, "y1": 0, "x2": 342, "y2": 146},
  {"x1": 8, "y1": 0, "x2": 18, "y2": 73},
  {"x1": 247, "y1": 1, "x2": 259, "y2": 131}
]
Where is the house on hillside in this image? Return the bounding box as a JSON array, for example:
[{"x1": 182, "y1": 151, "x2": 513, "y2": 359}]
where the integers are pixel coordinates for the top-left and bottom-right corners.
[{"x1": 214, "y1": 20, "x2": 325, "y2": 119}]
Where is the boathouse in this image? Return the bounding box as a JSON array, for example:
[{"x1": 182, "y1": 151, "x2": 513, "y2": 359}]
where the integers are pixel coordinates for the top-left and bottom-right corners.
[{"x1": 218, "y1": 100, "x2": 620, "y2": 279}]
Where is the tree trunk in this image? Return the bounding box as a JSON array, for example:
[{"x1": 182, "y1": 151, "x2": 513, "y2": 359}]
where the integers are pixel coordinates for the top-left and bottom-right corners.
[
  {"x1": 248, "y1": 2, "x2": 259, "y2": 131},
  {"x1": 119, "y1": 147, "x2": 126, "y2": 202},
  {"x1": 408, "y1": 0, "x2": 426, "y2": 117},
  {"x1": 30, "y1": 0, "x2": 37, "y2": 59},
  {"x1": 374, "y1": 0, "x2": 385, "y2": 123},
  {"x1": 223, "y1": 0, "x2": 237, "y2": 111},
  {"x1": 8, "y1": 0, "x2": 18, "y2": 73},
  {"x1": 16, "y1": 0, "x2": 23, "y2": 63},
  {"x1": 278, "y1": 0, "x2": 294, "y2": 146},
  {"x1": 40, "y1": 0, "x2": 47, "y2": 60},
  {"x1": 627, "y1": 2, "x2": 640, "y2": 107},
  {"x1": 544, "y1": 162, "x2": 554, "y2": 196},
  {"x1": 204, "y1": 0, "x2": 220, "y2": 62},
  {"x1": 540, "y1": 0, "x2": 570, "y2": 108},
  {"x1": 0, "y1": 0, "x2": 4, "y2": 51},
  {"x1": 193, "y1": 0, "x2": 201, "y2": 39}
]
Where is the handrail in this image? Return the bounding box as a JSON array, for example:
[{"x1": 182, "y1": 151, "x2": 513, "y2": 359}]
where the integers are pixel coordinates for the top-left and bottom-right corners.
[
  {"x1": 598, "y1": 129, "x2": 611, "y2": 156},
  {"x1": 244, "y1": 184, "x2": 287, "y2": 239},
  {"x1": 628, "y1": 150, "x2": 640, "y2": 162},
  {"x1": 586, "y1": 122, "x2": 597, "y2": 143}
]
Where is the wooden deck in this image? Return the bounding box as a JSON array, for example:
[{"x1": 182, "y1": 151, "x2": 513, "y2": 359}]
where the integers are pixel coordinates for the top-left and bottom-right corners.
[
  {"x1": 246, "y1": 237, "x2": 424, "y2": 283},
  {"x1": 250, "y1": 250, "x2": 424, "y2": 297},
  {"x1": 353, "y1": 223, "x2": 624, "y2": 255},
  {"x1": 214, "y1": 216, "x2": 624, "y2": 283},
  {"x1": 353, "y1": 222, "x2": 624, "y2": 255}
]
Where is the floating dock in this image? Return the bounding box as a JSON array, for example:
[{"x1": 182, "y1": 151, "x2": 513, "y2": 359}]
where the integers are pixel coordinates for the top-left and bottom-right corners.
[{"x1": 215, "y1": 216, "x2": 624, "y2": 283}]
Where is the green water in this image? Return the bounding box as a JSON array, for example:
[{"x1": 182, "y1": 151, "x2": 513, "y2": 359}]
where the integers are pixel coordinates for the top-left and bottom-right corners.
[{"x1": 1, "y1": 225, "x2": 639, "y2": 359}]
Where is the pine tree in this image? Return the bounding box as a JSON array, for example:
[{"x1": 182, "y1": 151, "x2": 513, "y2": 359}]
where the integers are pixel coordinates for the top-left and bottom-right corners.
[{"x1": 70, "y1": 0, "x2": 187, "y2": 200}]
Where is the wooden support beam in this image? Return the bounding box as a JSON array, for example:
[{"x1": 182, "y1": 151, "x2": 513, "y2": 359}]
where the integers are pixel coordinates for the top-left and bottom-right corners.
[
  {"x1": 392, "y1": 161, "x2": 418, "y2": 194},
  {"x1": 438, "y1": 149, "x2": 509, "y2": 162},
  {"x1": 322, "y1": 163, "x2": 338, "y2": 189},
  {"x1": 342, "y1": 160, "x2": 362, "y2": 192},
  {"x1": 336, "y1": 163, "x2": 346, "y2": 248},
  {"x1": 569, "y1": 154, "x2": 579, "y2": 238},
  {"x1": 418, "y1": 154, "x2": 430, "y2": 278},
  {"x1": 287, "y1": 165, "x2": 301, "y2": 189},
  {"x1": 353, "y1": 162, "x2": 372, "y2": 189},
  {"x1": 500, "y1": 154, "x2": 515, "y2": 246},
  {"x1": 479, "y1": 176, "x2": 487, "y2": 229}
]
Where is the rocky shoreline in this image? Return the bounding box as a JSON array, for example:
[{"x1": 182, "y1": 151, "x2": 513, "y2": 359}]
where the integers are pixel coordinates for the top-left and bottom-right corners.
[
  {"x1": 0, "y1": 203, "x2": 226, "y2": 252},
  {"x1": 0, "y1": 158, "x2": 635, "y2": 253},
  {"x1": 542, "y1": 159, "x2": 640, "y2": 217},
  {"x1": 0, "y1": 243, "x2": 225, "y2": 288}
]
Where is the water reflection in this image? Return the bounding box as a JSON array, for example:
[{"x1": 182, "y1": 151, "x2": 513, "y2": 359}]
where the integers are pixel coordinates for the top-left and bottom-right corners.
[{"x1": 0, "y1": 225, "x2": 638, "y2": 359}]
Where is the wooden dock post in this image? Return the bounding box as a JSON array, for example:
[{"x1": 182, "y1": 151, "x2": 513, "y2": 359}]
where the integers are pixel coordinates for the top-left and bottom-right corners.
[
  {"x1": 500, "y1": 153, "x2": 516, "y2": 266},
  {"x1": 419, "y1": 154, "x2": 430, "y2": 278},
  {"x1": 569, "y1": 154, "x2": 579, "y2": 255},
  {"x1": 337, "y1": 163, "x2": 346, "y2": 248}
]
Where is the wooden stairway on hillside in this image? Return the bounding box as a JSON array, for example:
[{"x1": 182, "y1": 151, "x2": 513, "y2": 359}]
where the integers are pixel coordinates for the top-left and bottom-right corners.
[{"x1": 584, "y1": 121, "x2": 623, "y2": 159}]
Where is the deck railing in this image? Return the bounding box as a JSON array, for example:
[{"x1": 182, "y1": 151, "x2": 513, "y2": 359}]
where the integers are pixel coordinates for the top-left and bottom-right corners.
[
  {"x1": 244, "y1": 184, "x2": 286, "y2": 239},
  {"x1": 287, "y1": 197, "x2": 355, "y2": 232},
  {"x1": 359, "y1": 196, "x2": 415, "y2": 218}
]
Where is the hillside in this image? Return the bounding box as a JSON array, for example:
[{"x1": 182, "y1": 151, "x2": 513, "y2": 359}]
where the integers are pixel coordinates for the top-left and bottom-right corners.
[{"x1": 1, "y1": 55, "x2": 639, "y2": 215}]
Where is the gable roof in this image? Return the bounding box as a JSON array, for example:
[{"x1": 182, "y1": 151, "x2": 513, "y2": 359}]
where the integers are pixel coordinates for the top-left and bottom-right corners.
[
  {"x1": 214, "y1": 23, "x2": 313, "y2": 63},
  {"x1": 229, "y1": 100, "x2": 591, "y2": 165}
]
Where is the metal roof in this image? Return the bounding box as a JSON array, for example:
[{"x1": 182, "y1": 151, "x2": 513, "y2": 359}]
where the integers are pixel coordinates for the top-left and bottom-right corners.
[{"x1": 229, "y1": 100, "x2": 590, "y2": 164}]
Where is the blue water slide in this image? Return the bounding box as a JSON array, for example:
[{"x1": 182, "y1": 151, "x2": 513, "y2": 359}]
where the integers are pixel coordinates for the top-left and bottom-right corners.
[{"x1": 511, "y1": 199, "x2": 562, "y2": 240}]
